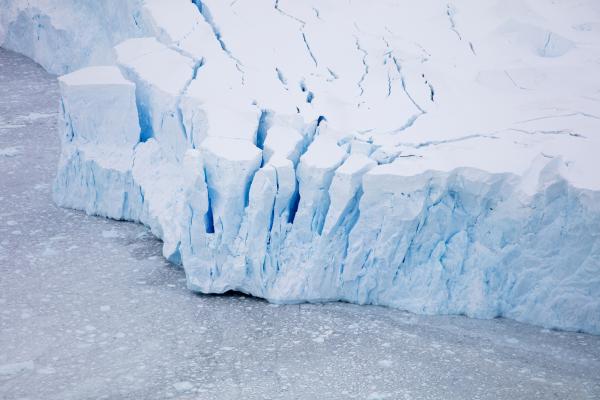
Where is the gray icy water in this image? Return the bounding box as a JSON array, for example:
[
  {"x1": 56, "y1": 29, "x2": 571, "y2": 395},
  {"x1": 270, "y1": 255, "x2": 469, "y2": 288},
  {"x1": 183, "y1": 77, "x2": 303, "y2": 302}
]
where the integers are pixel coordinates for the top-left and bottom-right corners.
[{"x1": 0, "y1": 47, "x2": 599, "y2": 400}]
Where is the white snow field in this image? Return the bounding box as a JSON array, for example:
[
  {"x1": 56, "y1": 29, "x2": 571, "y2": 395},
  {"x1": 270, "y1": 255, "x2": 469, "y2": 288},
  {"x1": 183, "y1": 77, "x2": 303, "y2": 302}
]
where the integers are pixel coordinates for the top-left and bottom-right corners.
[{"x1": 2, "y1": 0, "x2": 600, "y2": 334}]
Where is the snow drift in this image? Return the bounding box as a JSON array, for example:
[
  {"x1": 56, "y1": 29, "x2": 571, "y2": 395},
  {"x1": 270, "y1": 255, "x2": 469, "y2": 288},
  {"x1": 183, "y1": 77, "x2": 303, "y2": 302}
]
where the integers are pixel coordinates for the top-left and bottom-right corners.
[{"x1": 2, "y1": 0, "x2": 600, "y2": 334}]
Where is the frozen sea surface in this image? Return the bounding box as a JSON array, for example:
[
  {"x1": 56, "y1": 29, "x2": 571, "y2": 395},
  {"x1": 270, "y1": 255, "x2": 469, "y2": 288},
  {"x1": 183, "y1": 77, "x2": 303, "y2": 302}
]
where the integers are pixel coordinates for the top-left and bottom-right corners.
[{"x1": 1, "y1": 48, "x2": 599, "y2": 400}]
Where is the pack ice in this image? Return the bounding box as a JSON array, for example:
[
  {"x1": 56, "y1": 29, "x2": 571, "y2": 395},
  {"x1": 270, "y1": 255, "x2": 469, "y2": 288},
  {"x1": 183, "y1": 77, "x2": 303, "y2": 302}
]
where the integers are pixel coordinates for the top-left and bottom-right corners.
[{"x1": 3, "y1": 0, "x2": 600, "y2": 334}]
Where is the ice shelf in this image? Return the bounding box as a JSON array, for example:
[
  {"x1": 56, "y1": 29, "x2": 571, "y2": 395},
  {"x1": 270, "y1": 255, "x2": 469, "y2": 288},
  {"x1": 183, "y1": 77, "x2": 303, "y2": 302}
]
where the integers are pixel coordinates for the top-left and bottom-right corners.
[{"x1": 3, "y1": 0, "x2": 599, "y2": 334}]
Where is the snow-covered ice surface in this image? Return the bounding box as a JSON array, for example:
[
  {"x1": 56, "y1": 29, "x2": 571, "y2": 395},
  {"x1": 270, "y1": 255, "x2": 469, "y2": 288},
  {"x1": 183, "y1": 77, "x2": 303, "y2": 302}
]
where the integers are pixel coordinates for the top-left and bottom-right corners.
[
  {"x1": 3, "y1": 0, "x2": 600, "y2": 334},
  {"x1": 1, "y1": 48, "x2": 600, "y2": 400}
]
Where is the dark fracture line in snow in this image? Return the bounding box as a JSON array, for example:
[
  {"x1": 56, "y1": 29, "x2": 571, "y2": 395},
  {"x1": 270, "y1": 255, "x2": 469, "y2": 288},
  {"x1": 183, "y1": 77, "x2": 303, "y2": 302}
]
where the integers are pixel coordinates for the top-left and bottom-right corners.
[
  {"x1": 469, "y1": 42, "x2": 476, "y2": 55},
  {"x1": 382, "y1": 36, "x2": 393, "y2": 97},
  {"x1": 446, "y1": 4, "x2": 462, "y2": 41},
  {"x1": 415, "y1": 42, "x2": 432, "y2": 58},
  {"x1": 355, "y1": 37, "x2": 368, "y2": 98},
  {"x1": 380, "y1": 35, "x2": 432, "y2": 133},
  {"x1": 313, "y1": 7, "x2": 321, "y2": 20},
  {"x1": 275, "y1": 67, "x2": 289, "y2": 90},
  {"x1": 392, "y1": 56, "x2": 426, "y2": 115},
  {"x1": 386, "y1": 25, "x2": 433, "y2": 61},
  {"x1": 327, "y1": 68, "x2": 339, "y2": 81},
  {"x1": 446, "y1": 3, "x2": 476, "y2": 56},
  {"x1": 389, "y1": 113, "x2": 423, "y2": 134},
  {"x1": 273, "y1": 1, "x2": 320, "y2": 69},
  {"x1": 429, "y1": 84, "x2": 435, "y2": 101},
  {"x1": 381, "y1": 35, "x2": 391, "y2": 50},
  {"x1": 350, "y1": 28, "x2": 369, "y2": 127},
  {"x1": 505, "y1": 70, "x2": 528, "y2": 90},
  {"x1": 302, "y1": 32, "x2": 318, "y2": 68},
  {"x1": 194, "y1": 2, "x2": 246, "y2": 84},
  {"x1": 375, "y1": 151, "x2": 423, "y2": 166},
  {"x1": 509, "y1": 128, "x2": 586, "y2": 138},
  {"x1": 413, "y1": 133, "x2": 498, "y2": 148},
  {"x1": 383, "y1": 33, "x2": 436, "y2": 104},
  {"x1": 274, "y1": 0, "x2": 306, "y2": 26},
  {"x1": 516, "y1": 112, "x2": 600, "y2": 123},
  {"x1": 167, "y1": 19, "x2": 205, "y2": 61}
]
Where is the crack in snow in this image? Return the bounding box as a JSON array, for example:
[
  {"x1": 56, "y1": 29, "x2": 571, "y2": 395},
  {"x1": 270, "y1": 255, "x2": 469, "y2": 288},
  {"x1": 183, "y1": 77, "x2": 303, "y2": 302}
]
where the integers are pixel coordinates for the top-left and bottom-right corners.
[
  {"x1": 327, "y1": 68, "x2": 338, "y2": 81},
  {"x1": 176, "y1": 58, "x2": 204, "y2": 144},
  {"x1": 505, "y1": 70, "x2": 528, "y2": 90},
  {"x1": 427, "y1": 81, "x2": 435, "y2": 102},
  {"x1": 387, "y1": 113, "x2": 423, "y2": 135},
  {"x1": 412, "y1": 134, "x2": 499, "y2": 148},
  {"x1": 274, "y1": 0, "x2": 306, "y2": 26},
  {"x1": 312, "y1": 7, "x2": 321, "y2": 20},
  {"x1": 302, "y1": 32, "x2": 318, "y2": 68},
  {"x1": 383, "y1": 36, "x2": 435, "y2": 105},
  {"x1": 382, "y1": 36, "x2": 393, "y2": 97},
  {"x1": 376, "y1": 151, "x2": 423, "y2": 166},
  {"x1": 515, "y1": 112, "x2": 600, "y2": 124},
  {"x1": 415, "y1": 42, "x2": 432, "y2": 59},
  {"x1": 168, "y1": 18, "x2": 204, "y2": 61},
  {"x1": 355, "y1": 36, "x2": 369, "y2": 101},
  {"x1": 376, "y1": 41, "x2": 432, "y2": 134},
  {"x1": 509, "y1": 128, "x2": 586, "y2": 138},
  {"x1": 195, "y1": 2, "x2": 245, "y2": 85},
  {"x1": 392, "y1": 56, "x2": 426, "y2": 115},
  {"x1": 275, "y1": 67, "x2": 288, "y2": 90},
  {"x1": 446, "y1": 3, "x2": 476, "y2": 55},
  {"x1": 446, "y1": 4, "x2": 462, "y2": 41},
  {"x1": 469, "y1": 41, "x2": 476, "y2": 55},
  {"x1": 274, "y1": 1, "x2": 318, "y2": 69}
]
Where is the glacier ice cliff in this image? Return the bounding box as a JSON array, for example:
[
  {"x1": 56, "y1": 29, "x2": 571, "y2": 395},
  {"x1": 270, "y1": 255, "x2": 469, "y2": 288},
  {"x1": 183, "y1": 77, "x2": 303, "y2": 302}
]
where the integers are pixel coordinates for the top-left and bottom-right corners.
[{"x1": 2, "y1": 0, "x2": 600, "y2": 334}]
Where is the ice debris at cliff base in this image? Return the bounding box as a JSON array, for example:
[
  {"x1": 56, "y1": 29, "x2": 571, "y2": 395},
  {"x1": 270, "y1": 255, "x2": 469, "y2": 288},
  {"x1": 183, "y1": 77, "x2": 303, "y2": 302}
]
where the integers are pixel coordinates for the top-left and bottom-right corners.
[{"x1": 4, "y1": 0, "x2": 599, "y2": 333}]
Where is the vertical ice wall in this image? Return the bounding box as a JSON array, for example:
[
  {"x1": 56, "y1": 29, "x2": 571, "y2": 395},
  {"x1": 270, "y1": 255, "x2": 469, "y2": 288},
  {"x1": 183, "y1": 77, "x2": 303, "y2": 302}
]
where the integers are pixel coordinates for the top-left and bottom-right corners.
[
  {"x1": 0, "y1": 0, "x2": 150, "y2": 74},
  {"x1": 3, "y1": 0, "x2": 600, "y2": 334}
]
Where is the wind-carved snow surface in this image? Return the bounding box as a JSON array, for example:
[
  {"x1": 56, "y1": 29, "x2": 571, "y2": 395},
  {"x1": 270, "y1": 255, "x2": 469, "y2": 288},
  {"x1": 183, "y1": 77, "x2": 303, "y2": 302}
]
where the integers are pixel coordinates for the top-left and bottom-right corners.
[{"x1": 3, "y1": 0, "x2": 600, "y2": 334}]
